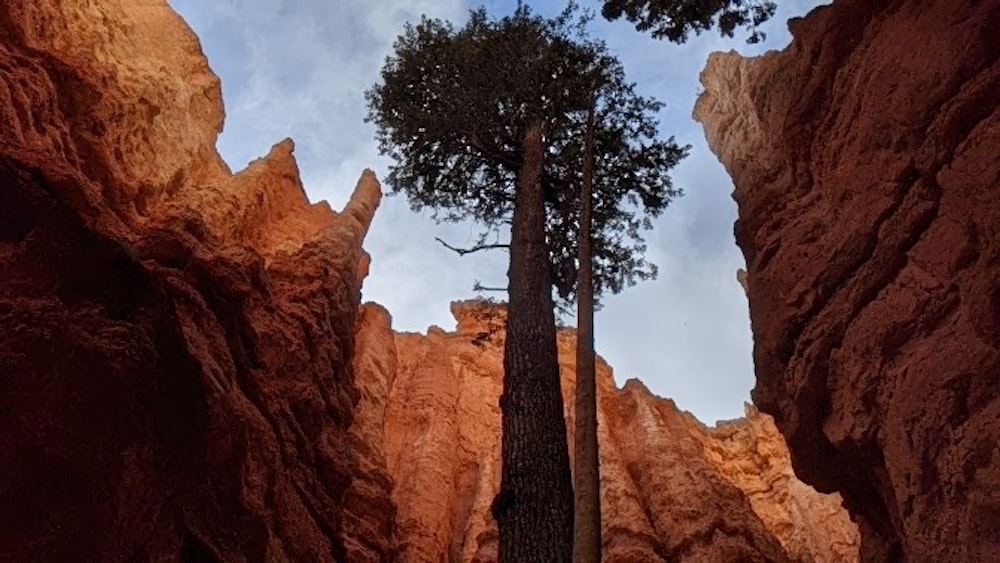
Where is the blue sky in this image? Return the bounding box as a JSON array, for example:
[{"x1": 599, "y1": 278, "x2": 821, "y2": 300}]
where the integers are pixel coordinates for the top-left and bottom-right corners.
[{"x1": 167, "y1": 0, "x2": 827, "y2": 424}]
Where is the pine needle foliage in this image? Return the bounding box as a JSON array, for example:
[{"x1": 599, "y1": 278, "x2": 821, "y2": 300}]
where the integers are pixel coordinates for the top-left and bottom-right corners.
[
  {"x1": 365, "y1": 2, "x2": 687, "y2": 304},
  {"x1": 601, "y1": 0, "x2": 777, "y2": 43}
]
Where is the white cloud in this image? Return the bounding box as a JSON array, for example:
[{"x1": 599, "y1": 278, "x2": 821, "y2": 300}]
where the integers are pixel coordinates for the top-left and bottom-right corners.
[{"x1": 168, "y1": 0, "x2": 827, "y2": 424}]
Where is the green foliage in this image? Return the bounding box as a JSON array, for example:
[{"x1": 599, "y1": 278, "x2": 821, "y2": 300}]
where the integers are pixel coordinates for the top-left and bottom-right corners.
[
  {"x1": 601, "y1": 0, "x2": 777, "y2": 43},
  {"x1": 366, "y1": 2, "x2": 688, "y2": 304}
]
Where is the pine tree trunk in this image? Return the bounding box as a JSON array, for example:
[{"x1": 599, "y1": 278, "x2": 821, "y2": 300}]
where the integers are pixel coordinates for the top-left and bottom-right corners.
[
  {"x1": 493, "y1": 122, "x2": 574, "y2": 562},
  {"x1": 573, "y1": 94, "x2": 601, "y2": 563}
]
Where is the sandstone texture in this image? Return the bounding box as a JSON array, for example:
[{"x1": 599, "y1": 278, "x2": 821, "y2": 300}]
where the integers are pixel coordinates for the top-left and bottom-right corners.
[
  {"x1": 0, "y1": 2, "x2": 381, "y2": 560},
  {"x1": 694, "y1": 0, "x2": 1000, "y2": 559},
  {"x1": 353, "y1": 301, "x2": 858, "y2": 562}
]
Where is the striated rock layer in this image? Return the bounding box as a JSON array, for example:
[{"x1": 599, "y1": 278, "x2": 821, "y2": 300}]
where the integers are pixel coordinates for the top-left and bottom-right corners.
[
  {"x1": 694, "y1": 0, "x2": 1000, "y2": 559},
  {"x1": 353, "y1": 301, "x2": 858, "y2": 562},
  {"x1": 0, "y1": 2, "x2": 381, "y2": 560}
]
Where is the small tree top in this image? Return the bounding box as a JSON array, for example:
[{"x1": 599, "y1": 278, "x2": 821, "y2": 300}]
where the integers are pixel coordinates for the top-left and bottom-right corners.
[
  {"x1": 601, "y1": 0, "x2": 777, "y2": 43},
  {"x1": 366, "y1": 3, "x2": 688, "y2": 303}
]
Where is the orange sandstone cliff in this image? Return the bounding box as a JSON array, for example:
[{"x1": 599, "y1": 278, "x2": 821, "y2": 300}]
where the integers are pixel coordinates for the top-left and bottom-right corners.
[
  {"x1": 0, "y1": 2, "x2": 381, "y2": 560},
  {"x1": 695, "y1": 0, "x2": 1000, "y2": 560},
  {"x1": 352, "y1": 302, "x2": 858, "y2": 562}
]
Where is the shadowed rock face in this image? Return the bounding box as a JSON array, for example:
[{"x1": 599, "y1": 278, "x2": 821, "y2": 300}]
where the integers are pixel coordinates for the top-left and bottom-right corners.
[
  {"x1": 0, "y1": 2, "x2": 380, "y2": 560},
  {"x1": 352, "y1": 302, "x2": 858, "y2": 562},
  {"x1": 694, "y1": 0, "x2": 1000, "y2": 559}
]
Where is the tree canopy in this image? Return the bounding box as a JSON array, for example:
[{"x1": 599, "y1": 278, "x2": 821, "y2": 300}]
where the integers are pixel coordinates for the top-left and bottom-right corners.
[
  {"x1": 601, "y1": 0, "x2": 777, "y2": 43},
  {"x1": 365, "y1": 3, "x2": 687, "y2": 303}
]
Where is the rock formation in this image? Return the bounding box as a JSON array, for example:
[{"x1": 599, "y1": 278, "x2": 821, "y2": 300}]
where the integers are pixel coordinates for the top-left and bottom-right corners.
[
  {"x1": 0, "y1": 2, "x2": 380, "y2": 560},
  {"x1": 694, "y1": 0, "x2": 1000, "y2": 559},
  {"x1": 1, "y1": 0, "x2": 863, "y2": 561},
  {"x1": 352, "y1": 301, "x2": 858, "y2": 562}
]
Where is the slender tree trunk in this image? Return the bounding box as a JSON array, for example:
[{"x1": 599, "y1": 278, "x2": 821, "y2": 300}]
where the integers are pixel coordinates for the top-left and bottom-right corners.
[
  {"x1": 573, "y1": 94, "x2": 601, "y2": 563},
  {"x1": 493, "y1": 122, "x2": 574, "y2": 562}
]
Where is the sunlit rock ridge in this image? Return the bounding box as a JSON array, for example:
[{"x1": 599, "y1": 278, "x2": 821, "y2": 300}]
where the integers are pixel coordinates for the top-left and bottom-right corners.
[
  {"x1": 695, "y1": 0, "x2": 1000, "y2": 560},
  {"x1": 350, "y1": 302, "x2": 858, "y2": 561},
  {"x1": 0, "y1": 1, "x2": 857, "y2": 561},
  {"x1": 1, "y1": 1, "x2": 378, "y2": 560}
]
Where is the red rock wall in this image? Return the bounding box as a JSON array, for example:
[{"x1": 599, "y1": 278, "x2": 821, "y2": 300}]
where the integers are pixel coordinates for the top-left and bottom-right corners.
[
  {"x1": 694, "y1": 0, "x2": 1000, "y2": 559},
  {"x1": 353, "y1": 302, "x2": 858, "y2": 562},
  {"x1": 0, "y1": 2, "x2": 381, "y2": 561}
]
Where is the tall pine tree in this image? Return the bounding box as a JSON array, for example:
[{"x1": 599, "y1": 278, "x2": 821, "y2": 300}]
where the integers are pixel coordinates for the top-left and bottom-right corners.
[
  {"x1": 366, "y1": 5, "x2": 687, "y2": 559},
  {"x1": 573, "y1": 90, "x2": 600, "y2": 563}
]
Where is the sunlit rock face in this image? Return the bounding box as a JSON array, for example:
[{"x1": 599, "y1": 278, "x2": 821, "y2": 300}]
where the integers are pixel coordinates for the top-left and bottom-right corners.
[
  {"x1": 352, "y1": 301, "x2": 858, "y2": 562},
  {"x1": 0, "y1": 2, "x2": 380, "y2": 560},
  {"x1": 695, "y1": 0, "x2": 1000, "y2": 559}
]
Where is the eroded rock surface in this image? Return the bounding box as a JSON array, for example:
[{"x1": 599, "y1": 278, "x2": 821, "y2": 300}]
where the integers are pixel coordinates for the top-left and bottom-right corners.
[
  {"x1": 695, "y1": 0, "x2": 1000, "y2": 559},
  {"x1": 0, "y1": 2, "x2": 380, "y2": 560},
  {"x1": 353, "y1": 302, "x2": 858, "y2": 562},
  {"x1": 693, "y1": 407, "x2": 860, "y2": 562}
]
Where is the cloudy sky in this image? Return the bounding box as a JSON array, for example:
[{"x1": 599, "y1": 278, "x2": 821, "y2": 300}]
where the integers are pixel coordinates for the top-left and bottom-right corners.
[{"x1": 167, "y1": 0, "x2": 826, "y2": 424}]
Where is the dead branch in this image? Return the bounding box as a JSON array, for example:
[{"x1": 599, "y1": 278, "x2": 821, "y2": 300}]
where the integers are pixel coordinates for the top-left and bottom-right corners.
[
  {"x1": 436, "y1": 237, "x2": 510, "y2": 256},
  {"x1": 473, "y1": 280, "x2": 507, "y2": 293}
]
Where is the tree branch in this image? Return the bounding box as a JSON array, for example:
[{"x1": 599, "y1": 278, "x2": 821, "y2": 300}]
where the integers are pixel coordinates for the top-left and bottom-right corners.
[
  {"x1": 435, "y1": 237, "x2": 510, "y2": 256},
  {"x1": 474, "y1": 280, "x2": 507, "y2": 293}
]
